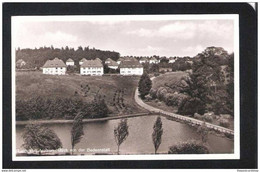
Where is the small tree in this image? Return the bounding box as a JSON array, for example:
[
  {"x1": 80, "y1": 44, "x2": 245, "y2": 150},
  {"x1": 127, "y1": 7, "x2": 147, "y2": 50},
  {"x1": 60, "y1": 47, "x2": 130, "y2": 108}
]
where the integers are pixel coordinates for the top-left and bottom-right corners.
[
  {"x1": 71, "y1": 113, "x2": 84, "y2": 155},
  {"x1": 22, "y1": 124, "x2": 62, "y2": 155},
  {"x1": 197, "y1": 121, "x2": 209, "y2": 143},
  {"x1": 168, "y1": 140, "x2": 209, "y2": 154},
  {"x1": 152, "y1": 116, "x2": 163, "y2": 154},
  {"x1": 138, "y1": 72, "x2": 152, "y2": 99},
  {"x1": 114, "y1": 119, "x2": 129, "y2": 155}
]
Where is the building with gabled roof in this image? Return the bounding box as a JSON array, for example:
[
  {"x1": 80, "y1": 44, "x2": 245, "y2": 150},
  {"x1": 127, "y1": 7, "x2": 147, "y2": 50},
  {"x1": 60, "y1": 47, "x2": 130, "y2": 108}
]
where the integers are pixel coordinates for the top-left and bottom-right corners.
[
  {"x1": 139, "y1": 57, "x2": 149, "y2": 64},
  {"x1": 80, "y1": 59, "x2": 104, "y2": 76},
  {"x1": 149, "y1": 57, "x2": 159, "y2": 64},
  {"x1": 66, "y1": 58, "x2": 75, "y2": 66},
  {"x1": 117, "y1": 57, "x2": 124, "y2": 64},
  {"x1": 79, "y1": 58, "x2": 87, "y2": 65},
  {"x1": 42, "y1": 58, "x2": 67, "y2": 75},
  {"x1": 105, "y1": 58, "x2": 114, "y2": 64},
  {"x1": 119, "y1": 59, "x2": 143, "y2": 75},
  {"x1": 107, "y1": 60, "x2": 119, "y2": 70}
]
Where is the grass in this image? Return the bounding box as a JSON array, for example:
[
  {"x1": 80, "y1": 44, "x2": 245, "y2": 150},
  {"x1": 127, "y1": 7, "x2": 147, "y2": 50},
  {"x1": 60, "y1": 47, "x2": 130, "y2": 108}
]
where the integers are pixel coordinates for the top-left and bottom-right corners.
[
  {"x1": 16, "y1": 71, "x2": 146, "y2": 115},
  {"x1": 152, "y1": 71, "x2": 188, "y2": 90}
]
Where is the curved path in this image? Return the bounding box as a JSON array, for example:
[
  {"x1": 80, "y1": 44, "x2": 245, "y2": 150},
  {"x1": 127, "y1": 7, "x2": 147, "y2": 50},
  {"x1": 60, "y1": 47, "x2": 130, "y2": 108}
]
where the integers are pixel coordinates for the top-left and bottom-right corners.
[{"x1": 134, "y1": 77, "x2": 234, "y2": 135}]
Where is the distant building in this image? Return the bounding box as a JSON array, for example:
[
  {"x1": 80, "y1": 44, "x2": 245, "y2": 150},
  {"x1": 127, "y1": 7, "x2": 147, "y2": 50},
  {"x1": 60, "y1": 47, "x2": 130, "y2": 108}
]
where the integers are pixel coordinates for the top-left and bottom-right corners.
[
  {"x1": 80, "y1": 58, "x2": 103, "y2": 76},
  {"x1": 107, "y1": 60, "x2": 119, "y2": 70},
  {"x1": 117, "y1": 57, "x2": 124, "y2": 64},
  {"x1": 159, "y1": 67, "x2": 172, "y2": 72},
  {"x1": 16, "y1": 59, "x2": 26, "y2": 68},
  {"x1": 42, "y1": 58, "x2": 67, "y2": 75},
  {"x1": 168, "y1": 57, "x2": 176, "y2": 63},
  {"x1": 119, "y1": 60, "x2": 143, "y2": 75},
  {"x1": 149, "y1": 57, "x2": 159, "y2": 64},
  {"x1": 95, "y1": 58, "x2": 102, "y2": 63},
  {"x1": 66, "y1": 58, "x2": 74, "y2": 66},
  {"x1": 79, "y1": 58, "x2": 87, "y2": 65},
  {"x1": 139, "y1": 57, "x2": 149, "y2": 64},
  {"x1": 105, "y1": 58, "x2": 114, "y2": 64}
]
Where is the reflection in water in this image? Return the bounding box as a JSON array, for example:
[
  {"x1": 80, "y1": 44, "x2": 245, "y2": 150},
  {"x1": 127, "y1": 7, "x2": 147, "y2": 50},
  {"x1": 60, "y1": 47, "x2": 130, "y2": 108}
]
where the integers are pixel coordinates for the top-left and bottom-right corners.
[{"x1": 16, "y1": 115, "x2": 234, "y2": 154}]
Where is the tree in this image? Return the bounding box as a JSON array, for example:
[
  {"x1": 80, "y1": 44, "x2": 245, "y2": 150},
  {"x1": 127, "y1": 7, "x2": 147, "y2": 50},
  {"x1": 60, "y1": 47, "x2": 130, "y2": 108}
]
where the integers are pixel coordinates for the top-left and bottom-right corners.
[
  {"x1": 114, "y1": 119, "x2": 129, "y2": 155},
  {"x1": 138, "y1": 72, "x2": 152, "y2": 99},
  {"x1": 152, "y1": 116, "x2": 163, "y2": 154},
  {"x1": 22, "y1": 124, "x2": 62, "y2": 155},
  {"x1": 71, "y1": 113, "x2": 84, "y2": 155},
  {"x1": 226, "y1": 53, "x2": 234, "y2": 116},
  {"x1": 197, "y1": 121, "x2": 209, "y2": 143},
  {"x1": 168, "y1": 139, "x2": 209, "y2": 154}
]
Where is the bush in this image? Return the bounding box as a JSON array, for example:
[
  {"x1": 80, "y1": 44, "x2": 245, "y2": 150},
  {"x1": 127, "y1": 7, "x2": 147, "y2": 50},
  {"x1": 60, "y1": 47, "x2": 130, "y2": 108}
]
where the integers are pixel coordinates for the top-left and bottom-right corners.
[
  {"x1": 156, "y1": 87, "x2": 167, "y2": 101},
  {"x1": 165, "y1": 93, "x2": 187, "y2": 106},
  {"x1": 168, "y1": 140, "x2": 209, "y2": 154},
  {"x1": 218, "y1": 118, "x2": 230, "y2": 128},
  {"x1": 178, "y1": 97, "x2": 206, "y2": 116},
  {"x1": 203, "y1": 114, "x2": 213, "y2": 123},
  {"x1": 149, "y1": 88, "x2": 157, "y2": 99},
  {"x1": 194, "y1": 113, "x2": 202, "y2": 120},
  {"x1": 154, "y1": 73, "x2": 160, "y2": 77}
]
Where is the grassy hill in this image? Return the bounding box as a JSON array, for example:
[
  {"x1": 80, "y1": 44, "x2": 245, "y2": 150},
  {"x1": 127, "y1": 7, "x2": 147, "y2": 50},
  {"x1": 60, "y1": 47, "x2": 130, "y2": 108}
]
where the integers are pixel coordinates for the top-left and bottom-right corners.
[
  {"x1": 16, "y1": 71, "x2": 146, "y2": 115},
  {"x1": 152, "y1": 71, "x2": 188, "y2": 90}
]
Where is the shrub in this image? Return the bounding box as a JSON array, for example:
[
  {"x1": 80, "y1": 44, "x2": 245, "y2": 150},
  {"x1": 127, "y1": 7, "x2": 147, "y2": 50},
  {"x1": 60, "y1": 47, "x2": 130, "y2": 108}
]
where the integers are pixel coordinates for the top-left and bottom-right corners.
[
  {"x1": 154, "y1": 73, "x2": 160, "y2": 77},
  {"x1": 165, "y1": 93, "x2": 187, "y2": 106},
  {"x1": 156, "y1": 87, "x2": 167, "y2": 101},
  {"x1": 218, "y1": 118, "x2": 230, "y2": 128},
  {"x1": 203, "y1": 114, "x2": 213, "y2": 123},
  {"x1": 194, "y1": 113, "x2": 202, "y2": 120},
  {"x1": 149, "y1": 88, "x2": 157, "y2": 99},
  {"x1": 178, "y1": 97, "x2": 206, "y2": 116},
  {"x1": 168, "y1": 140, "x2": 209, "y2": 154}
]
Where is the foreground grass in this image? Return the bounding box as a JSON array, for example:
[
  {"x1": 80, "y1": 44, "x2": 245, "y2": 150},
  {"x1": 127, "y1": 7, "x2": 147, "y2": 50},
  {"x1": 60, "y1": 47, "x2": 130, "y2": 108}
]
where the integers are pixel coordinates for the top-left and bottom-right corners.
[{"x1": 16, "y1": 71, "x2": 146, "y2": 114}]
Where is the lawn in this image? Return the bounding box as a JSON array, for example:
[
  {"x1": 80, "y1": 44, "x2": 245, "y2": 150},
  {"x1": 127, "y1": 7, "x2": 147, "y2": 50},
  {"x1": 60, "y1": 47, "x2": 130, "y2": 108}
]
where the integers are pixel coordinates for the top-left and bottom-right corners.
[
  {"x1": 152, "y1": 71, "x2": 188, "y2": 90},
  {"x1": 16, "y1": 71, "x2": 146, "y2": 115}
]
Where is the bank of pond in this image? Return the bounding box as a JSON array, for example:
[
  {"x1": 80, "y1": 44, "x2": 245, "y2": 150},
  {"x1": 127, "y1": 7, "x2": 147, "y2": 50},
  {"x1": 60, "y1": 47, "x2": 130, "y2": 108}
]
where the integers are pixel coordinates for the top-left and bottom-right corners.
[{"x1": 16, "y1": 115, "x2": 234, "y2": 155}]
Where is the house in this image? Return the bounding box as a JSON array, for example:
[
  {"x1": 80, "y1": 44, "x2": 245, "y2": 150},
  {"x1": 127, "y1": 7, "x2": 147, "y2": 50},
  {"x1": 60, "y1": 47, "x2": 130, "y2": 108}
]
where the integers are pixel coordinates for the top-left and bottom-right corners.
[
  {"x1": 149, "y1": 57, "x2": 159, "y2": 64},
  {"x1": 117, "y1": 57, "x2": 124, "y2": 64},
  {"x1": 105, "y1": 58, "x2": 114, "y2": 64},
  {"x1": 95, "y1": 58, "x2": 102, "y2": 63},
  {"x1": 107, "y1": 60, "x2": 119, "y2": 70},
  {"x1": 168, "y1": 57, "x2": 176, "y2": 63},
  {"x1": 79, "y1": 58, "x2": 87, "y2": 65},
  {"x1": 66, "y1": 58, "x2": 74, "y2": 66},
  {"x1": 159, "y1": 67, "x2": 172, "y2": 72},
  {"x1": 139, "y1": 57, "x2": 149, "y2": 64},
  {"x1": 42, "y1": 58, "x2": 67, "y2": 75},
  {"x1": 119, "y1": 59, "x2": 143, "y2": 75},
  {"x1": 16, "y1": 59, "x2": 26, "y2": 68},
  {"x1": 80, "y1": 59, "x2": 104, "y2": 76}
]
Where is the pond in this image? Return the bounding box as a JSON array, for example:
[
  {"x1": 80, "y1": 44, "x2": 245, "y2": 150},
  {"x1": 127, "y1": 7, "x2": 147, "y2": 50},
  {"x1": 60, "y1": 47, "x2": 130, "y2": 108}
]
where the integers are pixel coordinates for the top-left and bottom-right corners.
[{"x1": 16, "y1": 115, "x2": 234, "y2": 155}]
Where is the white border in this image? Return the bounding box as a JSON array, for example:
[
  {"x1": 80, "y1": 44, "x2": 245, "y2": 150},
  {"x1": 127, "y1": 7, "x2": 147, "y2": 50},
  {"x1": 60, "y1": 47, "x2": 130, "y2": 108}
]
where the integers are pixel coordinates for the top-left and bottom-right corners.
[{"x1": 11, "y1": 14, "x2": 239, "y2": 161}]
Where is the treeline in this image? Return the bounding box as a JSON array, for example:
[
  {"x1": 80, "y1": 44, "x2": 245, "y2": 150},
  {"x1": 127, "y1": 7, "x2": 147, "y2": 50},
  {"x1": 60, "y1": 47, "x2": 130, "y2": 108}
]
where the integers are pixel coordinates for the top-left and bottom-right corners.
[
  {"x1": 16, "y1": 46, "x2": 120, "y2": 68},
  {"x1": 16, "y1": 95, "x2": 109, "y2": 121}
]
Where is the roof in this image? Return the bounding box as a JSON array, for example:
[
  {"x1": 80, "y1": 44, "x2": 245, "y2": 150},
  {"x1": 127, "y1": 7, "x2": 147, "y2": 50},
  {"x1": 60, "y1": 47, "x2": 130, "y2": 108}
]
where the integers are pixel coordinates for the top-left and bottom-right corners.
[
  {"x1": 117, "y1": 57, "x2": 124, "y2": 62},
  {"x1": 108, "y1": 60, "x2": 119, "y2": 67},
  {"x1": 140, "y1": 57, "x2": 148, "y2": 61},
  {"x1": 105, "y1": 58, "x2": 113, "y2": 62},
  {"x1": 95, "y1": 58, "x2": 102, "y2": 62},
  {"x1": 66, "y1": 58, "x2": 74, "y2": 62},
  {"x1": 81, "y1": 59, "x2": 103, "y2": 67},
  {"x1": 80, "y1": 58, "x2": 87, "y2": 62},
  {"x1": 119, "y1": 60, "x2": 143, "y2": 68},
  {"x1": 42, "y1": 58, "x2": 66, "y2": 68},
  {"x1": 150, "y1": 57, "x2": 158, "y2": 61}
]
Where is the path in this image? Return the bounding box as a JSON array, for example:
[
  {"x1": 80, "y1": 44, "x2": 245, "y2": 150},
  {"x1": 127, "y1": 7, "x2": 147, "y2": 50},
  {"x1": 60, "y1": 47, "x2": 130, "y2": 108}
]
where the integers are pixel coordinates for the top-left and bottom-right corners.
[{"x1": 134, "y1": 76, "x2": 234, "y2": 135}]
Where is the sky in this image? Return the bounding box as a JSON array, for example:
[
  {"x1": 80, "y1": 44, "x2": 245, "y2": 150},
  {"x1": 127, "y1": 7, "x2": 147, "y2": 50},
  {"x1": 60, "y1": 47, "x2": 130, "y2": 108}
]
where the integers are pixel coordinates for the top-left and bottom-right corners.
[{"x1": 13, "y1": 16, "x2": 235, "y2": 57}]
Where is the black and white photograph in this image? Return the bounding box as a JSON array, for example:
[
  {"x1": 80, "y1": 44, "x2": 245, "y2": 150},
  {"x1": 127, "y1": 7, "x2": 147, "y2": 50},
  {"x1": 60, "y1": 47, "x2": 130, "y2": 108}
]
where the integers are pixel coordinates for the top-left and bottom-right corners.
[{"x1": 12, "y1": 14, "x2": 239, "y2": 161}]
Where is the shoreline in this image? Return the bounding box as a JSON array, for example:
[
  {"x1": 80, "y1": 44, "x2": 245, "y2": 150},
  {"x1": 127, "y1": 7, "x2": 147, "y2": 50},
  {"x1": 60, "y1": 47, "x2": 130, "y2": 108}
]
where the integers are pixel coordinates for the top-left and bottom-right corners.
[{"x1": 16, "y1": 112, "x2": 151, "y2": 125}]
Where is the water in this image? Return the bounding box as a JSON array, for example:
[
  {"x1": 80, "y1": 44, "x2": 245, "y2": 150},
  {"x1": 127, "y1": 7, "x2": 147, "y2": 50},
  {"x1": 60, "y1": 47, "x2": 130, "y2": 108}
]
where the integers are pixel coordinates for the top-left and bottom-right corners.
[{"x1": 16, "y1": 115, "x2": 233, "y2": 154}]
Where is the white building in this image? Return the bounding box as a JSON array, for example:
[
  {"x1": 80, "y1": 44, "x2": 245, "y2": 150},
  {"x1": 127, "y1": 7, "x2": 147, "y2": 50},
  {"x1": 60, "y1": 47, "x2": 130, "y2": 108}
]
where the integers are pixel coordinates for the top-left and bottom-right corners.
[
  {"x1": 139, "y1": 57, "x2": 149, "y2": 64},
  {"x1": 108, "y1": 60, "x2": 119, "y2": 70},
  {"x1": 80, "y1": 58, "x2": 104, "y2": 76},
  {"x1": 119, "y1": 60, "x2": 143, "y2": 76},
  {"x1": 66, "y1": 58, "x2": 74, "y2": 66},
  {"x1": 42, "y1": 58, "x2": 67, "y2": 75},
  {"x1": 169, "y1": 57, "x2": 177, "y2": 63},
  {"x1": 79, "y1": 58, "x2": 87, "y2": 65},
  {"x1": 105, "y1": 58, "x2": 113, "y2": 64},
  {"x1": 149, "y1": 57, "x2": 159, "y2": 64}
]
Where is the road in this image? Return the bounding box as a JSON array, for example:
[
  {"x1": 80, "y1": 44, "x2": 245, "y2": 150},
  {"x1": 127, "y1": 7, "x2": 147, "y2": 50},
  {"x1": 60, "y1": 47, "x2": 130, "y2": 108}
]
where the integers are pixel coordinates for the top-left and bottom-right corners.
[{"x1": 134, "y1": 77, "x2": 234, "y2": 135}]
